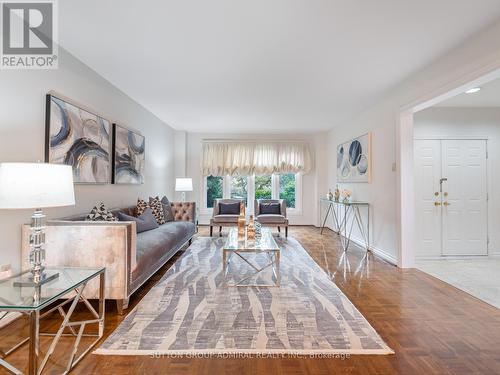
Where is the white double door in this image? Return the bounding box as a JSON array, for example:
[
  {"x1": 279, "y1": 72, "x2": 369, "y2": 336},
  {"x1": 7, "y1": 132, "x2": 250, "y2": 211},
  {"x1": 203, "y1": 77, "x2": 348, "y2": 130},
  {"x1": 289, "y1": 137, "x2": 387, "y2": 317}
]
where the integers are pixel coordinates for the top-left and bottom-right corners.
[{"x1": 414, "y1": 139, "x2": 488, "y2": 257}]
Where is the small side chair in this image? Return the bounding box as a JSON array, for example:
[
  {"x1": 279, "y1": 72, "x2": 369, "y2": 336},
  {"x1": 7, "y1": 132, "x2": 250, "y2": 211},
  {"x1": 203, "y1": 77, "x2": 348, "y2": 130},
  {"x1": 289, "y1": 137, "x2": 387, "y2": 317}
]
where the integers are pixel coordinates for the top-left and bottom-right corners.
[{"x1": 254, "y1": 199, "x2": 288, "y2": 237}]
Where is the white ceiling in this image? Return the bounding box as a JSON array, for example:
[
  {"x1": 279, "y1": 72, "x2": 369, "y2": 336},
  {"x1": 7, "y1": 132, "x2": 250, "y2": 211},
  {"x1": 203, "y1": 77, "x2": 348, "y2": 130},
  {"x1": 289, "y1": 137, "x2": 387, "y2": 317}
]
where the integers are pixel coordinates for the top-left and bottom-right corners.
[
  {"x1": 437, "y1": 77, "x2": 500, "y2": 107},
  {"x1": 59, "y1": 1, "x2": 500, "y2": 133}
]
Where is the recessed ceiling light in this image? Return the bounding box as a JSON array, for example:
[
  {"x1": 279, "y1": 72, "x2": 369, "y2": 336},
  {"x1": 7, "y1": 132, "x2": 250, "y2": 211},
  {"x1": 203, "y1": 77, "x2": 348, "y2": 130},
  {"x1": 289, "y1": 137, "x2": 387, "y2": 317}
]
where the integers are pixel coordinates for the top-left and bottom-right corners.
[{"x1": 465, "y1": 87, "x2": 481, "y2": 94}]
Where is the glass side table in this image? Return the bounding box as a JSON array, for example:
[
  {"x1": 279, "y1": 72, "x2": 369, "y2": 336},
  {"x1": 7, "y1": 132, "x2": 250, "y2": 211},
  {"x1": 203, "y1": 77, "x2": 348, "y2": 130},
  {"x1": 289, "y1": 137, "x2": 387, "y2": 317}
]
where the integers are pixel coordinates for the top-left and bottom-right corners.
[{"x1": 0, "y1": 267, "x2": 105, "y2": 375}]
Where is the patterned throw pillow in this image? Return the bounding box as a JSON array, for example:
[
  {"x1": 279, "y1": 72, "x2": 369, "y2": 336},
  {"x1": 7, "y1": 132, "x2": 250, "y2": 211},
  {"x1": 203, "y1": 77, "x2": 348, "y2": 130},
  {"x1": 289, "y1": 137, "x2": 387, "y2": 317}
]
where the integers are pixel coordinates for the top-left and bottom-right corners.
[
  {"x1": 86, "y1": 203, "x2": 118, "y2": 222},
  {"x1": 136, "y1": 198, "x2": 149, "y2": 216},
  {"x1": 161, "y1": 196, "x2": 174, "y2": 222},
  {"x1": 149, "y1": 196, "x2": 166, "y2": 225}
]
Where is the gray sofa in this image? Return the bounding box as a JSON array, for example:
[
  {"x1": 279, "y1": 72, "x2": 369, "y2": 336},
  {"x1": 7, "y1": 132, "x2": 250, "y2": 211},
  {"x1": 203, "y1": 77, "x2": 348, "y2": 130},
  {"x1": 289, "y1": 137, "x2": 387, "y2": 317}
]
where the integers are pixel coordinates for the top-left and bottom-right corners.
[{"x1": 22, "y1": 202, "x2": 196, "y2": 314}]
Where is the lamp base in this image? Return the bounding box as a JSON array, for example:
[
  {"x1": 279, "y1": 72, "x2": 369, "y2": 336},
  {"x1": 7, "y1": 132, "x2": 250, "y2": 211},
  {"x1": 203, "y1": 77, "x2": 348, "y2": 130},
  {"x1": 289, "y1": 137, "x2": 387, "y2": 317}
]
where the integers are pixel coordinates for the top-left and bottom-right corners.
[{"x1": 14, "y1": 271, "x2": 59, "y2": 287}]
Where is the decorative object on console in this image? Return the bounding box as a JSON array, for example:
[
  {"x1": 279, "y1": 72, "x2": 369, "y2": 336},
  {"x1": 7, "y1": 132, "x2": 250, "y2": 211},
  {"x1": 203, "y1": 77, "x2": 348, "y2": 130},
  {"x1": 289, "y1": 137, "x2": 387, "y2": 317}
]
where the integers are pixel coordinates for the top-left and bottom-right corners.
[
  {"x1": 112, "y1": 123, "x2": 145, "y2": 184},
  {"x1": 148, "y1": 196, "x2": 166, "y2": 224},
  {"x1": 337, "y1": 132, "x2": 371, "y2": 183},
  {"x1": 45, "y1": 94, "x2": 112, "y2": 184},
  {"x1": 116, "y1": 208, "x2": 159, "y2": 233},
  {"x1": 334, "y1": 185, "x2": 340, "y2": 202},
  {"x1": 327, "y1": 189, "x2": 334, "y2": 201},
  {"x1": 238, "y1": 201, "x2": 246, "y2": 239},
  {"x1": 341, "y1": 189, "x2": 352, "y2": 203},
  {"x1": 160, "y1": 196, "x2": 175, "y2": 222},
  {"x1": 86, "y1": 202, "x2": 118, "y2": 221},
  {"x1": 175, "y1": 178, "x2": 193, "y2": 202},
  {"x1": 0, "y1": 163, "x2": 75, "y2": 286}
]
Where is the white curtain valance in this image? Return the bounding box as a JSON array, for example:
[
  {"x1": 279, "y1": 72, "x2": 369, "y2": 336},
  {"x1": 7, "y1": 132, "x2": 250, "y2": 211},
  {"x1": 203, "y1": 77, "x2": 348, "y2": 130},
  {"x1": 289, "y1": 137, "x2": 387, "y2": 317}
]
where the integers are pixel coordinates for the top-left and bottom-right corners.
[{"x1": 202, "y1": 141, "x2": 312, "y2": 176}]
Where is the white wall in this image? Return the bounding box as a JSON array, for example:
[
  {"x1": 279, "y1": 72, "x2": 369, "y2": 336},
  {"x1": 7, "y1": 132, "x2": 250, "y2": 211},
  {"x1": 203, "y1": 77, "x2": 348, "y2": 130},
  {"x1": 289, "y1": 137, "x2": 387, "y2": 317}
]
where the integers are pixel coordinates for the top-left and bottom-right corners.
[
  {"x1": 325, "y1": 19, "x2": 500, "y2": 266},
  {"x1": 185, "y1": 132, "x2": 327, "y2": 226},
  {"x1": 414, "y1": 107, "x2": 500, "y2": 256},
  {"x1": 0, "y1": 48, "x2": 175, "y2": 273}
]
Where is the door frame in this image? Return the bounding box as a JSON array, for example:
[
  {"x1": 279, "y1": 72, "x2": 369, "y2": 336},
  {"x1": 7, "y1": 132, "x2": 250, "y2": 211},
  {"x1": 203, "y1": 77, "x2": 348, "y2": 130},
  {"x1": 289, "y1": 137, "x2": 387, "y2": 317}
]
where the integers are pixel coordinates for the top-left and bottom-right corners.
[
  {"x1": 414, "y1": 137, "x2": 490, "y2": 257},
  {"x1": 397, "y1": 66, "x2": 500, "y2": 268}
]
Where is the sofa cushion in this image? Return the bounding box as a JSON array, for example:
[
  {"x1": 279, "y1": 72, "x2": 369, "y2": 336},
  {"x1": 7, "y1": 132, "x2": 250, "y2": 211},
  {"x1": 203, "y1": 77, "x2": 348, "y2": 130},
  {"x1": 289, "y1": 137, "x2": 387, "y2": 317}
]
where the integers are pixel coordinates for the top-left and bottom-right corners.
[
  {"x1": 259, "y1": 202, "x2": 281, "y2": 215},
  {"x1": 116, "y1": 207, "x2": 159, "y2": 233},
  {"x1": 161, "y1": 196, "x2": 175, "y2": 222},
  {"x1": 136, "y1": 221, "x2": 195, "y2": 263},
  {"x1": 219, "y1": 202, "x2": 240, "y2": 215},
  {"x1": 256, "y1": 214, "x2": 287, "y2": 224},
  {"x1": 212, "y1": 214, "x2": 240, "y2": 224}
]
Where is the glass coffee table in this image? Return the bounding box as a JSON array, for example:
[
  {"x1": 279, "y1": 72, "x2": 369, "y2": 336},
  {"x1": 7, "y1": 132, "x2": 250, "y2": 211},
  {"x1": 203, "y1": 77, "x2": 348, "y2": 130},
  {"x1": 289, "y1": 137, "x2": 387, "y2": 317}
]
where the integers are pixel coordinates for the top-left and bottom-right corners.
[
  {"x1": 0, "y1": 267, "x2": 105, "y2": 375},
  {"x1": 223, "y1": 227, "x2": 280, "y2": 287}
]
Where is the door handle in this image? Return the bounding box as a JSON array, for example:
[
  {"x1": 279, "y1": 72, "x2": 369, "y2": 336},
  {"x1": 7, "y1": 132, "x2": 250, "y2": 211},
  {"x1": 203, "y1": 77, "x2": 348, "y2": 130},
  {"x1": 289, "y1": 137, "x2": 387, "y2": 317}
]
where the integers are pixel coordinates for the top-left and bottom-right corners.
[
  {"x1": 443, "y1": 201, "x2": 450, "y2": 206},
  {"x1": 434, "y1": 202, "x2": 441, "y2": 206}
]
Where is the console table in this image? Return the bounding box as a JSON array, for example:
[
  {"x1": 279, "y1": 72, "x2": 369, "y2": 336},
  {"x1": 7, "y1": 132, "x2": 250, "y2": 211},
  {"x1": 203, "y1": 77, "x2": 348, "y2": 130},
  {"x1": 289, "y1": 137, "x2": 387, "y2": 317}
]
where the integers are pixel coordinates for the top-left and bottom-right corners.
[
  {"x1": 320, "y1": 198, "x2": 370, "y2": 252},
  {"x1": 0, "y1": 267, "x2": 105, "y2": 375}
]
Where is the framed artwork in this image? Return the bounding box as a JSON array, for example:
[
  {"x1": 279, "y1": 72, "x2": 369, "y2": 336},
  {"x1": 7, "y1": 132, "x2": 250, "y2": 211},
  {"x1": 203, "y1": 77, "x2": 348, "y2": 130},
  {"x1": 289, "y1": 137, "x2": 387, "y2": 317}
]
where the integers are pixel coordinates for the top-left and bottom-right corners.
[
  {"x1": 112, "y1": 124, "x2": 145, "y2": 184},
  {"x1": 337, "y1": 133, "x2": 372, "y2": 183},
  {"x1": 45, "y1": 94, "x2": 111, "y2": 184}
]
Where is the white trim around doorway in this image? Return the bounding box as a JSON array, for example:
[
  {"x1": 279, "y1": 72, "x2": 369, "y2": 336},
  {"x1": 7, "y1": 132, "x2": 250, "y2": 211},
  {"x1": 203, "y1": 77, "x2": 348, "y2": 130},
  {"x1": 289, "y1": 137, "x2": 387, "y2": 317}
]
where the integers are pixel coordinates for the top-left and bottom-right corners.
[{"x1": 397, "y1": 64, "x2": 500, "y2": 268}]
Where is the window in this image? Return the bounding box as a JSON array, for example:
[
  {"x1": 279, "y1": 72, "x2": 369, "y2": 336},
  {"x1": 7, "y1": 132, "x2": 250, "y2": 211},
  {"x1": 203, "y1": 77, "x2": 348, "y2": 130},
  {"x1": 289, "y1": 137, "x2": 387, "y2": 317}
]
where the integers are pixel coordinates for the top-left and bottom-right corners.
[
  {"x1": 230, "y1": 175, "x2": 248, "y2": 205},
  {"x1": 255, "y1": 175, "x2": 272, "y2": 199},
  {"x1": 279, "y1": 173, "x2": 296, "y2": 208},
  {"x1": 206, "y1": 175, "x2": 223, "y2": 208},
  {"x1": 203, "y1": 173, "x2": 300, "y2": 213}
]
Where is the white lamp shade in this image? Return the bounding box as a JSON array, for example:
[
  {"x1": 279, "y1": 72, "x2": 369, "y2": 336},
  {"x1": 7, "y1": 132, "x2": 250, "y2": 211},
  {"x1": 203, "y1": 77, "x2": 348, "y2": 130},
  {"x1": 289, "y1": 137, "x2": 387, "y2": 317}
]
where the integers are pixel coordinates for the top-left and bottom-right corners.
[
  {"x1": 175, "y1": 178, "x2": 193, "y2": 192},
  {"x1": 0, "y1": 163, "x2": 75, "y2": 209}
]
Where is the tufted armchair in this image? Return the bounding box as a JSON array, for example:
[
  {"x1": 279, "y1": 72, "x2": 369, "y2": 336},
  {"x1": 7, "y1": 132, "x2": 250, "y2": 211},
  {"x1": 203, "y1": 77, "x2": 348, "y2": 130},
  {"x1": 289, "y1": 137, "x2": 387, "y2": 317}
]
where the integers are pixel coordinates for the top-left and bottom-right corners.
[
  {"x1": 210, "y1": 198, "x2": 243, "y2": 236},
  {"x1": 254, "y1": 199, "x2": 288, "y2": 237}
]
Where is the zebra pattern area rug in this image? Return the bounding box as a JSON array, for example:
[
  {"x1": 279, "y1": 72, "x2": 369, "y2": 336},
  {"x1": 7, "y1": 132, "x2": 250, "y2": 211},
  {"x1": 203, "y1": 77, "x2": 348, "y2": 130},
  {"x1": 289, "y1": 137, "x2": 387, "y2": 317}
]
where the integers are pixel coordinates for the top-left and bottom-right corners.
[{"x1": 94, "y1": 236, "x2": 393, "y2": 355}]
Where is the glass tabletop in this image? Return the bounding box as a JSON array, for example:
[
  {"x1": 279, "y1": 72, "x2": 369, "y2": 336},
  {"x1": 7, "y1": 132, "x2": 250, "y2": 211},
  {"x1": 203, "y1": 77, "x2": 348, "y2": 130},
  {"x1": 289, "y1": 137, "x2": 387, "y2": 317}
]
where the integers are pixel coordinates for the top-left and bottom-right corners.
[
  {"x1": 320, "y1": 198, "x2": 369, "y2": 205},
  {"x1": 0, "y1": 267, "x2": 104, "y2": 311},
  {"x1": 224, "y1": 227, "x2": 279, "y2": 252}
]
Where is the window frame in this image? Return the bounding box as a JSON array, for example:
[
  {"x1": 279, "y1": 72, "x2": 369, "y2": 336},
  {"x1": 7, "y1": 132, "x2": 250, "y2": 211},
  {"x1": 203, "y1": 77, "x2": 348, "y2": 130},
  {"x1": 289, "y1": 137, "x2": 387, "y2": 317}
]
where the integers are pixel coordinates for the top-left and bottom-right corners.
[{"x1": 201, "y1": 173, "x2": 302, "y2": 216}]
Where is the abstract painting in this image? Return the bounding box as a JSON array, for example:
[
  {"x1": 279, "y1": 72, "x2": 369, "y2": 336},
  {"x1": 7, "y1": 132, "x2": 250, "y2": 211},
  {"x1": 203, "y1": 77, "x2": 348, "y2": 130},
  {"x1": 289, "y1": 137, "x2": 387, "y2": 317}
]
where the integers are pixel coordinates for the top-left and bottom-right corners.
[
  {"x1": 45, "y1": 94, "x2": 111, "y2": 184},
  {"x1": 112, "y1": 124, "x2": 145, "y2": 184},
  {"x1": 337, "y1": 133, "x2": 371, "y2": 183}
]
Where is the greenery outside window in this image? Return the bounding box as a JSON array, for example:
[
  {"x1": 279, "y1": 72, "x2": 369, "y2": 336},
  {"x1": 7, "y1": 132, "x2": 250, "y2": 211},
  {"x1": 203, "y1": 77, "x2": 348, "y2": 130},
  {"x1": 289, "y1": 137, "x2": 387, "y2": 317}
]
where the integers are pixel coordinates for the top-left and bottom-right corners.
[
  {"x1": 230, "y1": 175, "x2": 248, "y2": 205},
  {"x1": 279, "y1": 173, "x2": 296, "y2": 208},
  {"x1": 255, "y1": 175, "x2": 272, "y2": 199},
  {"x1": 206, "y1": 175, "x2": 223, "y2": 208}
]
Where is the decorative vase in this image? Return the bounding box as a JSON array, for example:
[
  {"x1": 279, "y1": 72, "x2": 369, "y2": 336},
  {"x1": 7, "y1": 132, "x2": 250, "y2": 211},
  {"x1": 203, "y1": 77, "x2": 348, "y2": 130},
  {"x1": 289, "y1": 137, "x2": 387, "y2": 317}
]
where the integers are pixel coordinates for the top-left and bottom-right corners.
[
  {"x1": 238, "y1": 202, "x2": 246, "y2": 239},
  {"x1": 247, "y1": 215, "x2": 255, "y2": 240},
  {"x1": 327, "y1": 189, "x2": 334, "y2": 201},
  {"x1": 334, "y1": 186, "x2": 340, "y2": 202}
]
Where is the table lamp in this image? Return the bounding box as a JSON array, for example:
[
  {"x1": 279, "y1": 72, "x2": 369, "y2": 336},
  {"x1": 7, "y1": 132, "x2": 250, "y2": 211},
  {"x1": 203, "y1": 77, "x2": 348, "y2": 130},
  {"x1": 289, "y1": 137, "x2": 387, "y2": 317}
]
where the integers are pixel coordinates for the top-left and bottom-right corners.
[
  {"x1": 0, "y1": 163, "x2": 75, "y2": 286},
  {"x1": 175, "y1": 178, "x2": 193, "y2": 202}
]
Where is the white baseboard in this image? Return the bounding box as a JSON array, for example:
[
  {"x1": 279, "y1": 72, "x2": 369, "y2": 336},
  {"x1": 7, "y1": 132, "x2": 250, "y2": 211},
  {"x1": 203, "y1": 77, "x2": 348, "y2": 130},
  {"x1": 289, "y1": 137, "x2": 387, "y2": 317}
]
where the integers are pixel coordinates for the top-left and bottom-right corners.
[
  {"x1": 416, "y1": 253, "x2": 500, "y2": 261},
  {"x1": 349, "y1": 236, "x2": 398, "y2": 266},
  {"x1": 0, "y1": 312, "x2": 22, "y2": 328},
  {"x1": 321, "y1": 226, "x2": 398, "y2": 266}
]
